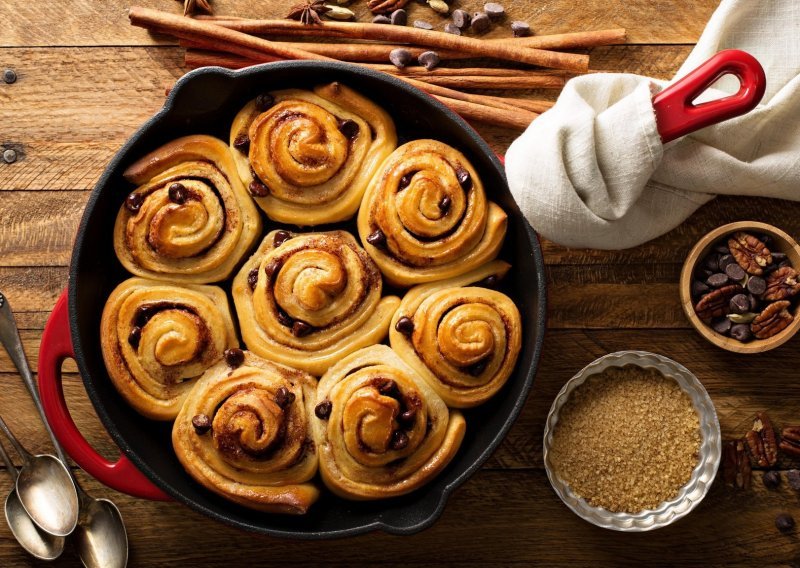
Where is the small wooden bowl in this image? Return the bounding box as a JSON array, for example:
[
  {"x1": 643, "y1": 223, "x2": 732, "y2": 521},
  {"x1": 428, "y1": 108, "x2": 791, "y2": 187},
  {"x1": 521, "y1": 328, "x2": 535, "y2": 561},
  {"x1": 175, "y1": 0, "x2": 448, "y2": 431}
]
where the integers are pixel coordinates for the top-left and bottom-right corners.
[{"x1": 680, "y1": 221, "x2": 800, "y2": 354}]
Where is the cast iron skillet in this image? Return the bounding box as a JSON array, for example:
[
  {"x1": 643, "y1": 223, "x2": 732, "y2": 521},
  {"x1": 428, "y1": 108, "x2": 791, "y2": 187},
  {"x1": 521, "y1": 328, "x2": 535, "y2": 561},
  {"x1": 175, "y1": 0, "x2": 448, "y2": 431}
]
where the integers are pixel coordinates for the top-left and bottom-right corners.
[{"x1": 38, "y1": 61, "x2": 547, "y2": 538}]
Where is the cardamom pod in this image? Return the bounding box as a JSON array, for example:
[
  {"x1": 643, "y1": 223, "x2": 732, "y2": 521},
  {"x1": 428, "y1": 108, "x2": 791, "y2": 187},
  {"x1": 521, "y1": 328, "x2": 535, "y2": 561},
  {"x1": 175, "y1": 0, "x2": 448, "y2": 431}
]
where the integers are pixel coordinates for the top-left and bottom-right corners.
[
  {"x1": 728, "y1": 312, "x2": 757, "y2": 324},
  {"x1": 324, "y1": 5, "x2": 356, "y2": 19},
  {"x1": 427, "y1": 0, "x2": 450, "y2": 14}
]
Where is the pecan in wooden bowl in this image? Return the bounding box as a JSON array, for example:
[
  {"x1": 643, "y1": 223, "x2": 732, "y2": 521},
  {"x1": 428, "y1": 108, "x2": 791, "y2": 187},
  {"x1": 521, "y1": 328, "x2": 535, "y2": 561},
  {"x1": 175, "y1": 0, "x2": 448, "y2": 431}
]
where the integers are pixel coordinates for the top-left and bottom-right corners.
[{"x1": 680, "y1": 221, "x2": 800, "y2": 354}]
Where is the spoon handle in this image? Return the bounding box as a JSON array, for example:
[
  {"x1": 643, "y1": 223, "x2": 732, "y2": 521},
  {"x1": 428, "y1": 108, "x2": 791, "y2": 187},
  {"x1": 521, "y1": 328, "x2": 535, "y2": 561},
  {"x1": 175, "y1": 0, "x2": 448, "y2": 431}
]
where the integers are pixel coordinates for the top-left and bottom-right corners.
[
  {"x1": 0, "y1": 292, "x2": 71, "y2": 467},
  {"x1": 0, "y1": 436, "x2": 18, "y2": 482},
  {"x1": 0, "y1": 415, "x2": 32, "y2": 466}
]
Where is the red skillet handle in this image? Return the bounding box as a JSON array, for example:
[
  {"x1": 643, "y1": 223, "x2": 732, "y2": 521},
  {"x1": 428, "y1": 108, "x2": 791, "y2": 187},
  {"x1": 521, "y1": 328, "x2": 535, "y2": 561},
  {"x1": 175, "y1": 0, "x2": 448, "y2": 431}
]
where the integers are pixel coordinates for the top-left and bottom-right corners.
[
  {"x1": 653, "y1": 49, "x2": 766, "y2": 143},
  {"x1": 38, "y1": 291, "x2": 171, "y2": 501}
]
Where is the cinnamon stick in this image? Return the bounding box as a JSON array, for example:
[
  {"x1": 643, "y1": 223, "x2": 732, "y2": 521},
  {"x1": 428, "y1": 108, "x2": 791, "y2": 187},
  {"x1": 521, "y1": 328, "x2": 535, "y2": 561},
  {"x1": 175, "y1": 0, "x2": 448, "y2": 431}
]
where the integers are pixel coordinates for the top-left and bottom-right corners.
[
  {"x1": 489, "y1": 28, "x2": 627, "y2": 49},
  {"x1": 175, "y1": 16, "x2": 590, "y2": 71},
  {"x1": 410, "y1": 75, "x2": 565, "y2": 90},
  {"x1": 368, "y1": 64, "x2": 570, "y2": 79},
  {"x1": 434, "y1": 96, "x2": 537, "y2": 130}
]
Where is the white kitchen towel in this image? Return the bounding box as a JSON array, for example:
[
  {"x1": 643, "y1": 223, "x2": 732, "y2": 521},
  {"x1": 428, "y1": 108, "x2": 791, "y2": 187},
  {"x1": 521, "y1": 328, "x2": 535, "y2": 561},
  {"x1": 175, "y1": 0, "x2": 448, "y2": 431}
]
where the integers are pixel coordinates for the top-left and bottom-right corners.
[{"x1": 505, "y1": 0, "x2": 800, "y2": 250}]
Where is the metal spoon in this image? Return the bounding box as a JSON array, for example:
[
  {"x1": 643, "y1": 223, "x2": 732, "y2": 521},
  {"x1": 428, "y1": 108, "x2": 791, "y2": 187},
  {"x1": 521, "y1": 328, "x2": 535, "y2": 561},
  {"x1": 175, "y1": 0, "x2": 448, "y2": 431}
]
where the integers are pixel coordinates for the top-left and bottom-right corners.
[
  {"x1": 0, "y1": 292, "x2": 128, "y2": 568},
  {"x1": 0, "y1": 434, "x2": 65, "y2": 560},
  {"x1": 0, "y1": 415, "x2": 79, "y2": 537}
]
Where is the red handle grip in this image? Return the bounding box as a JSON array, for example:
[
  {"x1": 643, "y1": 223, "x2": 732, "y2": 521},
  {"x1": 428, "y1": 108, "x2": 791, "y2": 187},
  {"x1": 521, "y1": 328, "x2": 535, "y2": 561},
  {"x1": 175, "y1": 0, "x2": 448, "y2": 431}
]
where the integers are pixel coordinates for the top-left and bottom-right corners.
[
  {"x1": 38, "y1": 291, "x2": 171, "y2": 501},
  {"x1": 653, "y1": 49, "x2": 766, "y2": 143}
]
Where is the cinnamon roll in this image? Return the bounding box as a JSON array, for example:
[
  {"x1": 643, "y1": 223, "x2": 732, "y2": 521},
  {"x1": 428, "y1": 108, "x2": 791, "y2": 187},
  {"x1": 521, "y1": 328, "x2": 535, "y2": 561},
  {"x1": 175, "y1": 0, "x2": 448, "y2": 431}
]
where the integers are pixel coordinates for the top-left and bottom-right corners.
[
  {"x1": 100, "y1": 278, "x2": 238, "y2": 420},
  {"x1": 357, "y1": 139, "x2": 507, "y2": 287},
  {"x1": 390, "y1": 261, "x2": 522, "y2": 408},
  {"x1": 114, "y1": 135, "x2": 261, "y2": 283},
  {"x1": 172, "y1": 351, "x2": 319, "y2": 514},
  {"x1": 229, "y1": 82, "x2": 397, "y2": 225},
  {"x1": 312, "y1": 345, "x2": 466, "y2": 500},
  {"x1": 232, "y1": 230, "x2": 400, "y2": 376}
]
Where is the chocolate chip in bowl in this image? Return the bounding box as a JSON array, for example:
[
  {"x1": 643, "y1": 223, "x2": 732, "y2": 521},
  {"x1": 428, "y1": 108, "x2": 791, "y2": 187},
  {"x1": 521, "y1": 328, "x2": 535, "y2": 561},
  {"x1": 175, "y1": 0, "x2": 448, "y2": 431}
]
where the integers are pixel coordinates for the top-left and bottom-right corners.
[
  {"x1": 542, "y1": 351, "x2": 721, "y2": 532},
  {"x1": 680, "y1": 221, "x2": 800, "y2": 353}
]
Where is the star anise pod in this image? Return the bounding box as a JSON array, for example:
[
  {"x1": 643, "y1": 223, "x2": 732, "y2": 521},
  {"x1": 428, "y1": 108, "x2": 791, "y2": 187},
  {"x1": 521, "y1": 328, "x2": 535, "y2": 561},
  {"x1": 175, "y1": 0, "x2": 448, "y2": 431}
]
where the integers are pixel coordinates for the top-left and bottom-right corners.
[
  {"x1": 286, "y1": 0, "x2": 330, "y2": 25},
  {"x1": 178, "y1": 0, "x2": 213, "y2": 17}
]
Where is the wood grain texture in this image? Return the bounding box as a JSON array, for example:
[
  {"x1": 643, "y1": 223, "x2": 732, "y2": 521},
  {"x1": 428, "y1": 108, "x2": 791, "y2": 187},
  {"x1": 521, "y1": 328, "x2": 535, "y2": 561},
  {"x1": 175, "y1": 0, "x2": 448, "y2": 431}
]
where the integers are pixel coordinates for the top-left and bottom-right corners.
[{"x1": 0, "y1": 0, "x2": 720, "y2": 47}]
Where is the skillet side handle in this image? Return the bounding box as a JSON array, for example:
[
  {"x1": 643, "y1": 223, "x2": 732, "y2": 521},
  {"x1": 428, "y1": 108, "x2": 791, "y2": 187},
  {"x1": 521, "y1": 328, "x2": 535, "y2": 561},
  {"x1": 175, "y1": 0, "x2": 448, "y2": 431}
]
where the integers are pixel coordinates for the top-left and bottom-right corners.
[
  {"x1": 38, "y1": 290, "x2": 171, "y2": 501},
  {"x1": 653, "y1": 49, "x2": 766, "y2": 143}
]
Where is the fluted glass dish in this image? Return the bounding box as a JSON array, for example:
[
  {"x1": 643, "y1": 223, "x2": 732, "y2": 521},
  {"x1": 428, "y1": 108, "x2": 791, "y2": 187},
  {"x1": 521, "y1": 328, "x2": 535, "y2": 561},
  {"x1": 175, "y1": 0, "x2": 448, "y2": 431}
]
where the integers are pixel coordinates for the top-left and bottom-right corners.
[{"x1": 542, "y1": 350, "x2": 721, "y2": 532}]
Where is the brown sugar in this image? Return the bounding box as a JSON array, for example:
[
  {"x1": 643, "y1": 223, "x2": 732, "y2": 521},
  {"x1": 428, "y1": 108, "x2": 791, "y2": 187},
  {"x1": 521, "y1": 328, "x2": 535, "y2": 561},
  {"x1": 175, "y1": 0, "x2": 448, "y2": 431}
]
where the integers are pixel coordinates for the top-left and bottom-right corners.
[{"x1": 549, "y1": 365, "x2": 701, "y2": 513}]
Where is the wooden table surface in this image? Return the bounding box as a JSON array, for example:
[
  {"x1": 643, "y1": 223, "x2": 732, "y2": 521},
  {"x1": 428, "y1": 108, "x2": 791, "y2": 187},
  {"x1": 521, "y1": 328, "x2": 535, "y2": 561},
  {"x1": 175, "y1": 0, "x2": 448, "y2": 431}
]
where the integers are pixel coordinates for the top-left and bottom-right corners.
[{"x1": 2, "y1": 0, "x2": 800, "y2": 565}]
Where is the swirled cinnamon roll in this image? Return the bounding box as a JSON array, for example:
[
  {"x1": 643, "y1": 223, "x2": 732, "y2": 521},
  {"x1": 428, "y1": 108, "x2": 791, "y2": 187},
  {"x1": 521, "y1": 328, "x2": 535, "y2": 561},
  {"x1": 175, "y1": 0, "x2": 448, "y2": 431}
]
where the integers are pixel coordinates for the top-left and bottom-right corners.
[
  {"x1": 172, "y1": 350, "x2": 319, "y2": 514},
  {"x1": 312, "y1": 345, "x2": 466, "y2": 500},
  {"x1": 357, "y1": 139, "x2": 507, "y2": 287},
  {"x1": 100, "y1": 278, "x2": 238, "y2": 420},
  {"x1": 232, "y1": 230, "x2": 400, "y2": 376},
  {"x1": 390, "y1": 261, "x2": 521, "y2": 408},
  {"x1": 229, "y1": 82, "x2": 397, "y2": 225},
  {"x1": 114, "y1": 135, "x2": 261, "y2": 283}
]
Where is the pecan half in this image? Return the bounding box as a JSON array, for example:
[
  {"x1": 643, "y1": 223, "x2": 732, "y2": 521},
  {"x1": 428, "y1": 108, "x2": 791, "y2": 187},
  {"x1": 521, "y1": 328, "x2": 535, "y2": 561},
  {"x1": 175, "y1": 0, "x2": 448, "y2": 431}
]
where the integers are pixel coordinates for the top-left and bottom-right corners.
[
  {"x1": 694, "y1": 284, "x2": 742, "y2": 320},
  {"x1": 745, "y1": 412, "x2": 778, "y2": 467},
  {"x1": 751, "y1": 300, "x2": 794, "y2": 339},
  {"x1": 763, "y1": 266, "x2": 800, "y2": 301},
  {"x1": 728, "y1": 232, "x2": 772, "y2": 276},
  {"x1": 780, "y1": 426, "x2": 800, "y2": 459}
]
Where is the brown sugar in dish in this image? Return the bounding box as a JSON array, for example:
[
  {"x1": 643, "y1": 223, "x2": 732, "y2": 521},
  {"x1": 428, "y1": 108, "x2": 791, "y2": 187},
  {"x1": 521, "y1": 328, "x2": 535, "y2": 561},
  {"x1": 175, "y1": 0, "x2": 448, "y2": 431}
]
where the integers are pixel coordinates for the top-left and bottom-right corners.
[{"x1": 549, "y1": 366, "x2": 701, "y2": 513}]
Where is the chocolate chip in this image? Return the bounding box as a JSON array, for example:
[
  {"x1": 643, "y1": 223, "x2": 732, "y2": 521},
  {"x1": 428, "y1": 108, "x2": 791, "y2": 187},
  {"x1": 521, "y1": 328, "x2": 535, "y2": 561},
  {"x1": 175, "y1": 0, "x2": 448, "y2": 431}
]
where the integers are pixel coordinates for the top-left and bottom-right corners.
[
  {"x1": 292, "y1": 320, "x2": 313, "y2": 337},
  {"x1": 718, "y1": 254, "x2": 735, "y2": 271},
  {"x1": 483, "y1": 2, "x2": 505, "y2": 20},
  {"x1": 451, "y1": 9, "x2": 471, "y2": 29},
  {"x1": 759, "y1": 233, "x2": 773, "y2": 246},
  {"x1": 247, "y1": 268, "x2": 259, "y2": 291},
  {"x1": 168, "y1": 182, "x2": 188, "y2": 204},
  {"x1": 2, "y1": 69, "x2": 17, "y2": 84},
  {"x1": 249, "y1": 179, "x2": 270, "y2": 197},
  {"x1": 468, "y1": 359, "x2": 487, "y2": 376},
  {"x1": 444, "y1": 23, "x2": 461, "y2": 35},
  {"x1": 274, "y1": 386, "x2": 296, "y2": 409},
  {"x1": 390, "y1": 8, "x2": 407, "y2": 25},
  {"x1": 315, "y1": 400, "x2": 332, "y2": 419},
  {"x1": 264, "y1": 259, "x2": 282, "y2": 279},
  {"x1": 367, "y1": 228, "x2": 387, "y2": 248},
  {"x1": 418, "y1": 50, "x2": 441, "y2": 70},
  {"x1": 776, "y1": 513, "x2": 795, "y2": 534},
  {"x1": 395, "y1": 316, "x2": 414, "y2": 336},
  {"x1": 377, "y1": 379, "x2": 397, "y2": 395},
  {"x1": 772, "y1": 252, "x2": 788, "y2": 263},
  {"x1": 704, "y1": 255, "x2": 720, "y2": 272},
  {"x1": 455, "y1": 166, "x2": 472, "y2": 190},
  {"x1": 707, "y1": 273, "x2": 729, "y2": 288},
  {"x1": 480, "y1": 274, "x2": 498, "y2": 289},
  {"x1": 510, "y1": 21, "x2": 530, "y2": 37},
  {"x1": 714, "y1": 244, "x2": 731, "y2": 254},
  {"x1": 471, "y1": 12, "x2": 491, "y2": 33},
  {"x1": 438, "y1": 195, "x2": 451, "y2": 213},
  {"x1": 399, "y1": 407, "x2": 417, "y2": 424},
  {"x1": 747, "y1": 276, "x2": 767, "y2": 295},
  {"x1": 128, "y1": 326, "x2": 142, "y2": 348},
  {"x1": 125, "y1": 192, "x2": 144, "y2": 213},
  {"x1": 338, "y1": 119, "x2": 359, "y2": 139},
  {"x1": 730, "y1": 323, "x2": 753, "y2": 342},
  {"x1": 725, "y1": 263, "x2": 746, "y2": 281},
  {"x1": 273, "y1": 230, "x2": 291, "y2": 247},
  {"x1": 413, "y1": 20, "x2": 434, "y2": 30},
  {"x1": 399, "y1": 172, "x2": 414, "y2": 189},
  {"x1": 389, "y1": 48, "x2": 413, "y2": 69},
  {"x1": 224, "y1": 348, "x2": 245, "y2": 368},
  {"x1": 787, "y1": 469, "x2": 800, "y2": 491},
  {"x1": 192, "y1": 414, "x2": 212, "y2": 435},
  {"x1": 711, "y1": 317, "x2": 731, "y2": 335},
  {"x1": 691, "y1": 280, "x2": 710, "y2": 298},
  {"x1": 390, "y1": 430, "x2": 409, "y2": 450},
  {"x1": 372, "y1": 15, "x2": 391, "y2": 24},
  {"x1": 255, "y1": 93, "x2": 275, "y2": 111},
  {"x1": 763, "y1": 470, "x2": 781, "y2": 490},
  {"x1": 276, "y1": 309, "x2": 293, "y2": 327},
  {"x1": 729, "y1": 294, "x2": 750, "y2": 314},
  {"x1": 233, "y1": 132, "x2": 250, "y2": 154},
  {"x1": 748, "y1": 294, "x2": 759, "y2": 311}
]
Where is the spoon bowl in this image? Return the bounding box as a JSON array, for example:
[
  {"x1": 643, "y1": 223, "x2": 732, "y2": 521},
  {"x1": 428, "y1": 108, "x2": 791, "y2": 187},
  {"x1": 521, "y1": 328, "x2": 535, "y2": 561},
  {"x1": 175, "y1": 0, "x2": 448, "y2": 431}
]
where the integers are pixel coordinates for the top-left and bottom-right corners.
[
  {"x1": 5, "y1": 489, "x2": 65, "y2": 560},
  {"x1": 74, "y1": 498, "x2": 128, "y2": 568},
  {"x1": 15, "y1": 453, "x2": 80, "y2": 537}
]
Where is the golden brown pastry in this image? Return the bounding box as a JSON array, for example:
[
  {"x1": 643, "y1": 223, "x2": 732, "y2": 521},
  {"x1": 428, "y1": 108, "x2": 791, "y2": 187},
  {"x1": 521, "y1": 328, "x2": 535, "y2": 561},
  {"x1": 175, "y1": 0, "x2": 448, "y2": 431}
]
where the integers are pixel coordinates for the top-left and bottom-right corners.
[
  {"x1": 172, "y1": 350, "x2": 319, "y2": 514},
  {"x1": 229, "y1": 82, "x2": 397, "y2": 225},
  {"x1": 114, "y1": 135, "x2": 261, "y2": 283},
  {"x1": 100, "y1": 278, "x2": 238, "y2": 420},
  {"x1": 312, "y1": 345, "x2": 466, "y2": 500},
  {"x1": 357, "y1": 139, "x2": 507, "y2": 287},
  {"x1": 232, "y1": 230, "x2": 400, "y2": 376},
  {"x1": 390, "y1": 261, "x2": 522, "y2": 408}
]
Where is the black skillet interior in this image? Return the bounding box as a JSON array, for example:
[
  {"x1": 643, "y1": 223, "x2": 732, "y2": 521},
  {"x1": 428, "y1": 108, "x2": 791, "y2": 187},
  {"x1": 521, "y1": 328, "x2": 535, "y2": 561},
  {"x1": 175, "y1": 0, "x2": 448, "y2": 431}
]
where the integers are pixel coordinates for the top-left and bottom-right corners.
[{"x1": 68, "y1": 61, "x2": 547, "y2": 538}]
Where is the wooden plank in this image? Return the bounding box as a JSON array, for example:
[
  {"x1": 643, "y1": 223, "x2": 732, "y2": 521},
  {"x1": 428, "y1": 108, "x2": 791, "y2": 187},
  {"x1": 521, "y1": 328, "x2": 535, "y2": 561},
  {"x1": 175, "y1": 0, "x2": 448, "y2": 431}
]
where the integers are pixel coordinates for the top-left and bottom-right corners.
[
  {"x1": 0, "y1": 0, "x2": 720, "y2": 47},
  {"x1": 0, "y1": 45, "x2": 693, "y2": 190},
  {"x1": 0, "y1": 465, "x2": 793, "y2": 566}
]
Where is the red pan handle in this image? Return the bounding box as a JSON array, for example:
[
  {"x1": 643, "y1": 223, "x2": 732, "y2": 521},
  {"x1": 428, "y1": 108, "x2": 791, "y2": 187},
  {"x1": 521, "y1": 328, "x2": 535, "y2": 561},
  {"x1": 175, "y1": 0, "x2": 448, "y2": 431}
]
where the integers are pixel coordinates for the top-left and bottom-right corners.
[
  {"x1": 652, "y1": 49, "x2": 766, "y2": 143},
  {"x1": 38, "y1": 291, "x2": 171, "y2": 501}
]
